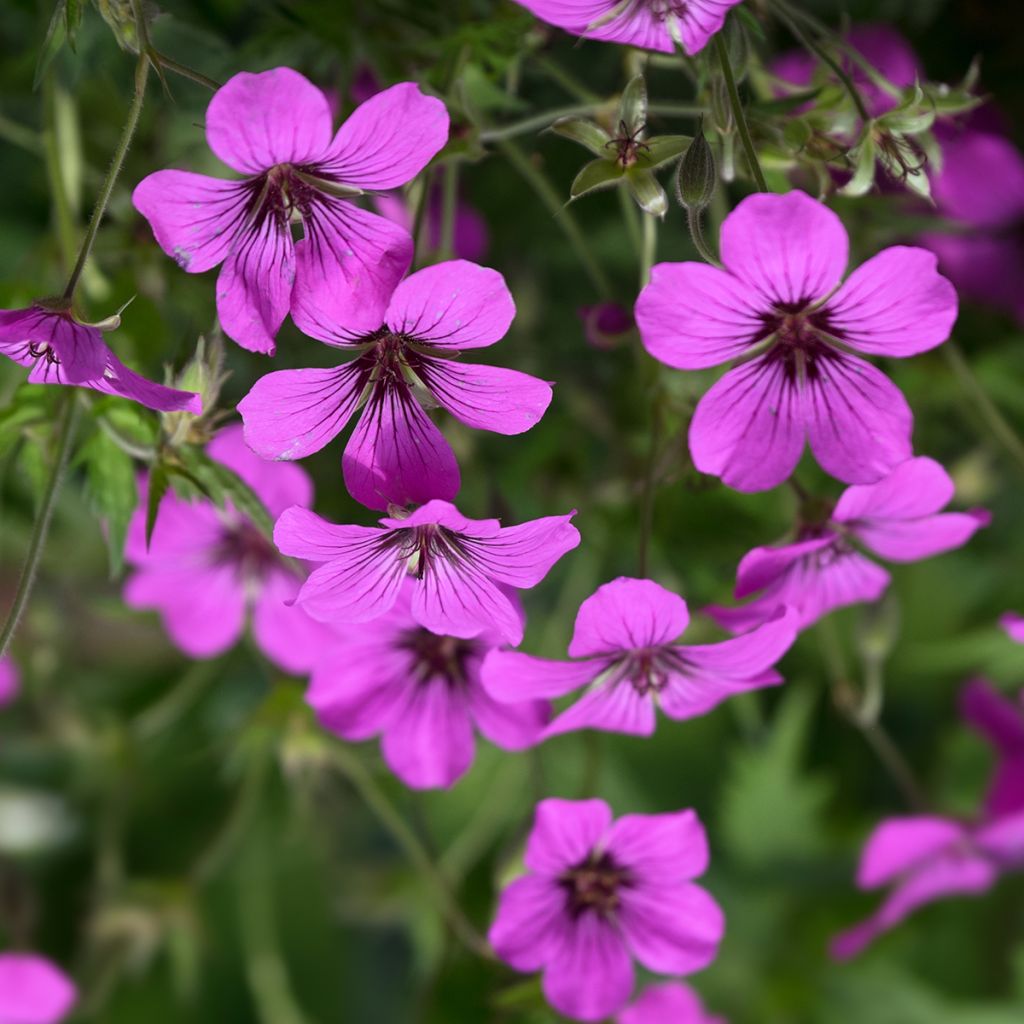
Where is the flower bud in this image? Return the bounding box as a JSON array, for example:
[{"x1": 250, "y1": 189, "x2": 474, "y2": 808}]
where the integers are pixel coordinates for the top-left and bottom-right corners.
[{"x1": 675, "y1": 120, "x2": 717, "y2": 212}]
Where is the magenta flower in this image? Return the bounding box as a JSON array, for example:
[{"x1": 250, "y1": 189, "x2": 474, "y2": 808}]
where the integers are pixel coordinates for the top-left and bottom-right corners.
[
  {"x1": 0, "y1": 306, "x2": 200, "y2": 413},
  {"x1": 482, "y1": 577, "x2": 797, "y2": 738},
  {"x1": 961, "y1": 679, "x2": 1024, "y2": 819},
  {"x1": 920, "y1": 129, "x2": 1024, "y2": 326},
  {"x1": 238, "y1": 260, "x2": 551, "y2": 511},
  {"x1": 274, "y1": 499, "x2": 579, "y2": 646},
  {"x1": 1001, "y1": 612, "x2": 1024, "y2": 643},
  {"x1": 0, "y1": 953, "x2": 76, "y2": 1024},
  {"x1": 374, "y1": 188, "x2": 488, "y2": 262},
  {"x1": 579, "y1": 302, "x2": 635, "y2": 350},
  {"x1": 773, "y1": 24, "x2": 919, "y2": 118},
  {"x1": 511, "y1": 0, "x2": 743, "y2": 56},
  {"x1": 307, "y1": 580, "x2": 547, "y2": 789},
  {"x1": 831, "y1": 812, "x2": 1024, "y2": 959},
  {"x1": 635, "y1": 191, "x2": 958, "y2": 491},
  {"x1": 618, "y1": 982, "x2": 725, "y2": 1024},
  {"x1": 133, "y1": 68, "x2": 449, "y2": 354},
  {"x1": 0, "y1": 656, "x2": 18, "y2": 708},
  {"x1": 489, "y1": 798, "x2": 723, "y2": 1022},
  {"x1": 124, "y1": 425, "x2": 327, "y2": 671},
  {"x1": 707, "y1": 457, "x2": 989, "y2": 632}
]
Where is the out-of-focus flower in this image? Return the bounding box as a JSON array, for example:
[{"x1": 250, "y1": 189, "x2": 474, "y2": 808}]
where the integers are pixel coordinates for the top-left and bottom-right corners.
[
  {"x1": 273, "y1": 499, "x2": 579, "y2": 646},
  {"x1": 960, "y1": 679, "x2": 1024, "y2": 818},
  {"x1": 483, "y1": 577, "x2": 796, "y2": 738},
  {"x1": 510, "y1": 0, "x2": 743, "y2": 56},
  {"x1": 374, "y1": 188, "x2": 488, "y2": 262},
  {"x1": 707, "y1": 458, "x2": 989, "y2": 632},
  {"x1": 0, "y1": 306, "x2": 200, "y2": 413},
  {"x1": 489, "y1": 798, "x2": 723, "y2": 1022},
  {"x1": 636, "y1": 191, "x2": 958, "y2": 492},
  {"x1": 0, "y1": 656, "x2": 19, "y2": 708},
  {"x1": 0, "y1": 953, "x2": 77, "y2": 1024},
  {"x1": 133, "y1": 68, "x2": 449, "y2": 353},
  {"x1": 1000, "y1": 612, "x2": 1024, "y2": 643},
  {"x1": 307, "y1": 580, "x2": 547, "y2": 789},
  {"x1": 618, "y1": 982, "x2": 726, "y2": 1024},
  {"x1": 831, "y1": 811, "x2": 1024, "y2": 959},
  {"x1": 124, "y1": 425, "x2": 326, "y2": 671},
  {"x1": 578, "y1": 302, "x2": 635, "y2": 349},
  {"x1": 239, "y1": 260, "x2": 550, "y2": 512}
]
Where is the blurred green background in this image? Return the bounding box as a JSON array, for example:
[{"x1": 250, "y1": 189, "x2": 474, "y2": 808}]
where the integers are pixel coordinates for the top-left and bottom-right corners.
[{"x1": 2, "y1": 0, "x2": 1024, "y2": 1021}]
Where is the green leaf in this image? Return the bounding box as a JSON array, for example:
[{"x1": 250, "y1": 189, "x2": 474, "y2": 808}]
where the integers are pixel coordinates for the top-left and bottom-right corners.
[
  {"x1": 79, "y1": 427, "x2": 138, "y2": 577},
  {"x1": 64, "y1": 0, "x2": 84, "y2": 50},
  {"x1": 569, "y1": 158, "x2": 624, "y2": 200},
  {"x1": 634, "y1": 134, "x2": 690, "y2": 171},
  {"x1": 626, "y1": 169, "x2": 668, "y2": 217},
  {"x1": 145, "y1": 462, "x2": 171, "y2": 549},
  {"x1": 549, "y1": 117, "x2": 611, "y2": 157},
  {"x1": 32, "y1": 1, "x2": 67, "y2": 91},
  {"x1": 617, "y1": 74, "x2": 647, "y2": 136},
  {"x1": 175, "y1": 446, "x2": 275, "y2": 540},
  {"x1": 0, "y1": 389, "x2": 55, "y2": 458},
  {"x1": 839, "y1": 136, "x2": 877, "y2": 197}
]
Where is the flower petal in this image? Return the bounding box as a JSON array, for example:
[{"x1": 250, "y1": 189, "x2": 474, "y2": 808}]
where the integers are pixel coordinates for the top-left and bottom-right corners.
[
  {"x1": 636, "y1": 261, "x2": 766, "y2": 369},
  {"x1": 619, "y1": 983, "x2": 721, "y2": 1024},
  {"x1": 960, "y1": 678, "x2": 1024, "y2": 753},
  {"x1": 384, "y1": 260, "x2": 515, "y2": 350},
  {"x1": 720, "y1": 191, "x2": 848, "y2": 306},
  {"x1": 604, "y1": 808, "x2": 709, "y2": 879},
  {"x1": 0, "y1": 953, "x2": 77, "y2": 1024},
  {"x1": 734, "y1": 538, "x2": 835, "y2": 599},
  {"x1": 251, "y1": 570, "x2": 334, "y2": 675},
  {"x1": 85, "y1": 352, "x2": 202, "y2": 414},
  {"x1": 205, "y1": 68, "x2": 332, "y2": 175},
  {"x1": 856, "y1": 817, "x2": 970, "y2": 888},
  {"x1": 568, "y1": 577, "x2": 689, "y2": 658},
  {"x1": 0, "y1": 307, "x2": 106, "y2": 385},
  {"x1": 412, "y1": 557, "x2": 523, "y2": 644},
  {"x1": 852, "y1": 509, "x2": 989, "y2": 562},
  {"x1": 825, "y1": 247, "x2": 958, "y2": 357},
  {"x1": 544, "y1": 682, "x2": 657, "y2": 738},
  {"x1": 525, "y1": 797, "x2": 612, "y2": 875},
  {"x1": 466, "y1": 513, "x2": 580, "y2": 589},
  {"x1": 488, "y1": 875, "x2": 566, "y2": 972},
  {"x1": 467, "y1": 683, "x2": 549, "y2": 750},
  {"x1": 481, "y1": 651, "x2": 604, "y2": 702},
  {"x1": 832, "y1": 456, "x2": 953, "y2": 523}
]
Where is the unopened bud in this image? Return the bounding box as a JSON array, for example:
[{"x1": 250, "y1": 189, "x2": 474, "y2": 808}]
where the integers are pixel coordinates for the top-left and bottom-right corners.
[{"x1": 675, "y1": 120, "x2": 717, "y2": 211}]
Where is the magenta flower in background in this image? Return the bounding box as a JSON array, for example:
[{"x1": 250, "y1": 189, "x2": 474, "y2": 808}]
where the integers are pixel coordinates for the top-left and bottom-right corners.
[
  {"x1": 831, "y1": 812, "x2": 1024, "y2": 959},
  {"x1": 707, "y1": 457, "x2": 988, "y2": 633},
  {"x1": 306, "y1": 580, "x2": 547, "y2": 789},
  {"x1": 489, "y1": 798, "x2": 723, "y2": 1022},
  {"x1": 773, "y1": 24, "x2": 919, "y2": 118},
  {"x1": 0, "y1": 952, "x2": 76, "y2": 1024},
  {"x1": 511, "y1": 0, "x2": 743, "y2": 56},
  {"x1": 124, "y1": 425, "x2": 327, "y2": 671},
  {"x1": 578, "y1": 302, "x2": 635, "y2": 350},
  {"x1": 635, "y1": 191, "x2": 958, "y2": 492},
  {"x1": 960, "y1": 679, "x2": 1024, "y2": 819},
  {"x1": 374, "y1": 189, "x2": 488, "y2": 262},
  {"x1": 274, "y1": 499, "x2": 579, "y2": 646},
  {"x1": 239, "y1": 260, "x2": 551, "y2": 511},
  {"x1": 1000, "y1": 612, "x2": 1024, "y2": 643},
  {"x1": 133, "y1": 68, "x2": 449, "y2": 354},
  {"x1": 919, "y1": 129, "x2": 1024, "y2": 326},
  {"x1": 0, "y1": 656, "x2": 18, "y2": 708},
  {"x1": 0, "y1": 306, "x2": 200, "y2": 413},
  {"x1": 483, "y1": 577, "x2": 797, "y2": 738},
  {"x1": 618, "y1": 982, "x2": 726, "y2": 1024}
]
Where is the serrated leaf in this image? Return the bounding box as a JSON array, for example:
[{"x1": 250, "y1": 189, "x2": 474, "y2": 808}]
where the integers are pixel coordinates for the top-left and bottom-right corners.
[
  {"x1": 618, "y1": 74, "x2": 647, "y2": 136},
  {"x1": 634, "y1": 134, "x2": 690, "y2": 170},
  {"x1": 569, "y1": 158, "x2": 624, "y2": 200},
  {"x1": 626, "y1": 169, "x2": 667, "y2": 217},
  {"x1": 79, "y1": 428, "x2": 138, "y2": 576},
  {"x1": 175, "y1": 445, "x2": 274, "y2": 540},
  {"x1": 549, "y1": 117, "x2": 611, "y2": 157}
]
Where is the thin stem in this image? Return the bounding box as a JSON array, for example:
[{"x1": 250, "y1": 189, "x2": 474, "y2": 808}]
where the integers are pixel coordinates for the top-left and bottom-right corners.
[
  {"x1": 132, "y1": 656, "x2": 222, "y2": 740},
  {"x1": 498, "y1": 139, "x2": 612, "y2": 298},
  {"x1": 480, "y1": 103, "x2": 604, "y2": 143},
  {"x1": 0, "y1": 113, "x2": 42, "y2": 155},
  {"x1": 329, "y1": 744, "x2": 491, "y2": 959},
  {"x1": 686, "y1": 207, "x2": 721, "y2": 267},
  {"x1": 639, "y1": 211, "x2": 658, "y2": 289},
  {"x1": 860, "y1": 721, "x2": 929, "y2": 812},
  {"x1": 713, "y1": 34, "x2": 768, "y2": 192},
  {"x1": 61, "y1": 52, "x2": 150, "y2": 301},
  {"x1": 532, "y1": 54, "x2": 600, "y2": 103},
  {"x1": 618, "y1": 187, "x2": 642, "y2": 261},
  {"x1": 637, "y1": 385, "x2": 664, "y2": 577},
  {"x1": 0, "y1": 392, "x2": 79, "y2": 662},
  {"x1": 439, "y1": 161, "x2": 459, "y2": 261},
  {"x1": 943, "y1": 339, "x2": 1024, "y2": 476},
  {"x1": 150, "y1": 52, "x2": 220, "y2": 91}
]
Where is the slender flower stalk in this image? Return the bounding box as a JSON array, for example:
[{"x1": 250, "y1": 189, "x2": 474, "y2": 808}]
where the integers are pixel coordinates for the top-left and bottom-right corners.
[{"x1": 713, "y1": 34, "x2": 767, "y2": 192}]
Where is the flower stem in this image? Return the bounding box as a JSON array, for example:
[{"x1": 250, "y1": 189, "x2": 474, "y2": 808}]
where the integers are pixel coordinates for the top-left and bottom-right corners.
[
  {"x1": 637, "y1": 384, "x2": 665, "y2": 578},
  {"x1": 713, "y1": 34, "x2": 768, "y2": 192},
  {"x1": 639, "y1": 211, "x2": 658, "y2": 289},
  {"x1": 686, "y1": 207, "x2": 721, "y2": 267},
  {"x1": 499, "y1": 138, "x2": 613, "y2": 298},
  {"x1": 439, "y1": 160, "x2": 459, "y2": 261},
  {"x1": 328, "y1": 744, "x2": 492, "y2": 959},
  {"x1": 61, "y1": 51, "x2": 150, "y2": 302},
  {"x1": 0, "y1": 392, "x2": 79, "y2": 662},
  {"x1": 150, "y1": 51, "x2": 220, "y2": 92}
]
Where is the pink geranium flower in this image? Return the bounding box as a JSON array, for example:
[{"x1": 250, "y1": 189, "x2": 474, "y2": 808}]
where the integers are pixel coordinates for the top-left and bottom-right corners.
[
  {"x1": 124, "y1": 425, "x2": 327, "y2": 671},
  {"x1": 0, "y1": 306, "x2": 200, "y2": 413},
  {"x1": 274, "y1": 499, "x2": 579, "y2": 646},
  {"x1": 238, "y1": 260, "x2": 551, "y2": 511},
  {"x1": 0, "y1": 656, "x2": 19, "y2": 708},
  {"x1": 618, "y1": 982, "x2": 726, "y2": 1024},
  {"x1": 307, "y1": 580, "x2": 547, "y2": 789},
  {"x1": 482, "y1": 577, "x2": 796, "y2": 738},
  {"x1": 961, "y1": 679, "x2": 1024, "y2": 819},
  {"x1": 489, "y1": 798, "x2": 723, "y2": 1022},
  {"x1": 831, "y1": 812, "x2": 1024, "y2": 959},
  {"x1": 0, "y1": 952, "x2": 77, "y2": 1024},
  {"x1": 133, "y1": 68, "x2": 449, "y2": 354},
  {"x1": 635, "y1": 191, "x2": 958, "y2": 491},
  {"x1": 707, "y1": 457, "x2": 988, "y2": 633},
  {"x1": 1000, "y1": 612, "x2": 1024, "y2": 643},
  {"x1": 511, "y1": 0, "x2": 743, "y2": 56}
]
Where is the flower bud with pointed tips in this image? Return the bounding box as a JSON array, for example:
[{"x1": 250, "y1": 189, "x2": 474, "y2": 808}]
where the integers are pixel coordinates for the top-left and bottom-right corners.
[{"x1": 675, "y1": 120, "x2": 717, "y2": 212}]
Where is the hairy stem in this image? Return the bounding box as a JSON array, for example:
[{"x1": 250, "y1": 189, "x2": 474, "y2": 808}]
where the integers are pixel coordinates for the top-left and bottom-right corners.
[
  {"x1": 713, "y1": 34, "x2": 768, "y2": 192},
  {"x1": 686, "y1": 207, "x2": 721, "y2": 267}
]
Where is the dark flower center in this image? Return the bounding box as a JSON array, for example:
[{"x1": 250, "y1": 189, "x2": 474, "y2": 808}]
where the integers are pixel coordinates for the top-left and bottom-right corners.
[
  {"x1": 246, "y1": 163, "x2": 335, "y2": 231},
  {"x1": 559, "y1": 851, "x2": 631, "y2": 918},
  {"x1": 398, "y1": 629, "x2": 480, "y2": 687},
  {"x1": 621, "y1": 649, "x2": 672, "y2": 695},
  {"x1": 646, "y1": 0, "x2": 689, "y2": 21},
  {"x1": 758, "y1": 301, "x2": 841, "y2": 382},
  {"x1": 607, "y1": 119, "x2": 651, "y2": 168},
  {"x1": 27, "y1": 341, "x2": 60, "y2": 365},
  {"x1": 388, "y1": 522, "x2": 473, "y2": 581},
  {"x1": 212, "y1": 520, "x2": 281, "y2": 584}
]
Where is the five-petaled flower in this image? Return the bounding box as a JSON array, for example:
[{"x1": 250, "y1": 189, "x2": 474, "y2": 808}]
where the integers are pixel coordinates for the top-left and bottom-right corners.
[
  {"x1": 238, "y1": 259, "x2": 551, "y2": 511},
  {"x1": 133, "y1": 67, "x2": 449, "y2": 354},
  {"x1": 273, "y1": 499, "x2": 579, "y2": 646},
  {"x1": 0, "y1": 952, "x2": 77, "y2": 1024},
  {"x1": 511, "y1": 0, "x2": 744, "y2": 56},
  {"x1": 636, "y1": 190, "x2": 959, "y2": 491},
  {"x1": 706, "y1": 457, "x2": 987, "y2": 633},
  {"x1": 489, "y1": 797, "x2": 724, "y2": 1022},
  {"x1": 0, "y1": 305, "x2": 200, "y2": 413},
  {"x1": 306, "y1": 580, "x2": 548, "y2": 789},
  {"x1": 483, "y1": 577, "x2": 797, "y2": 738},
  {"x1": 124, "y1": 425, "x2": 327, "y2": 671}
]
